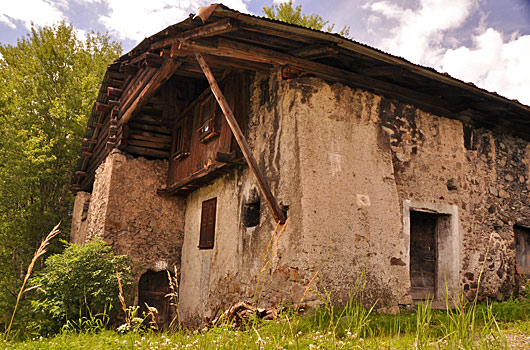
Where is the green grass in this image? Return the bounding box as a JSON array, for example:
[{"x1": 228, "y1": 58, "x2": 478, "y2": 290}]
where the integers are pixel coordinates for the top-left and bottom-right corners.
[{"x1": 5, "y1": 294, "x2": 530, "y2": 350}]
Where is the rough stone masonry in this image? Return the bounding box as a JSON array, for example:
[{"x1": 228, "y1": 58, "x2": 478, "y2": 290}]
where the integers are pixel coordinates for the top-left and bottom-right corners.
[{"x1": 71, "y1": 69, "x2": 530, "y2": 324}]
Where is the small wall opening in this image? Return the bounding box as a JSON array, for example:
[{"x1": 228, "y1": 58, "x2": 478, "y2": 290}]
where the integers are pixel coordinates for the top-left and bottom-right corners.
[
  {"x1": 243, "y1": 198, "x2": 260, "y2": 227},
  {"x1": 138, "y1": 270, "x2": 171, "y2": 327},
  {"x1": 410, "y1": 211, "x2": 438, "y2": 300},
  {"x1": 404, "y1": 201, "x2": 459, "y2": 303},
  {"x1": 515, "y1": 225, "x2": 530, "y2": 276},
  {"x1": 463, "y1": 124, "x2": 477, "y2": 150}
]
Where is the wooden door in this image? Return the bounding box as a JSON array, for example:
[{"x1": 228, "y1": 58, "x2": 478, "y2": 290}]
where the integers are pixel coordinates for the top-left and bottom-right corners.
[
  {"x1": 138, "y1": 271, "x2": 171, "y2": 327},
  {"x1": 410, "y1": 211, "x2": 437, "y2": 300},
  {"x1": 515, "y1": 225, "x2": 530, "y2": 276}
]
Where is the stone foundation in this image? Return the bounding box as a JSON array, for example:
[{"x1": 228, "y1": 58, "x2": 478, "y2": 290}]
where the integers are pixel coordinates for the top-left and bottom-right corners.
[{"x1": 70, "y1": 150, "x2": 186, "y2": 301}]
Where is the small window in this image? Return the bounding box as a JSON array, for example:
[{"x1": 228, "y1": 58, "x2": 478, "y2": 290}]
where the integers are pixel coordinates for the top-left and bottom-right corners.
[
  {"x1": 198, "y1": 97, "x2": 220, "y2": 143},
  {"x1": 243, "y1": 198, "x2": 260, "y2": 227},
  {"x1": 172, "y1": 117, "x2": 191, "y2": 160},
  {"x1": 199, "y1": 198, "x2": 217, "y2": 249}
]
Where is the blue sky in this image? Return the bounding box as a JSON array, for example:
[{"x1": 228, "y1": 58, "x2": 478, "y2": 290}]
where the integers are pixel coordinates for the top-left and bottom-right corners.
[{"x1": 1, "y1": 0, "x2": 529, "y2": 105}]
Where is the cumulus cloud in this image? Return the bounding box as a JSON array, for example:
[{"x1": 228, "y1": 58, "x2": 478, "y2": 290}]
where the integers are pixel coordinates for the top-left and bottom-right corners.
[
  {"x1": 365, "y1": 0, "x2": 476, "y2": 65},
  {"x1": 364, "y1": 0, "x2": 529, "y2": 106},
  {"x1": 84, "y1": 0, "x2": 250, "y2": 42},
  {"x1": 1, "y1": 0, "x2": 250, "y2": 44},
  {"x1": 440, "y1": 29, "x2": 530, "y2": 105},
  {"x1": 0, "y1": 0, "x2": 65, "y2": 30}
]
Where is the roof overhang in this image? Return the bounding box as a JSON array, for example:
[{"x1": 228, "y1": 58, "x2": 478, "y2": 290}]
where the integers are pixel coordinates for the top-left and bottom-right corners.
[{"x1": 72, "y1": 3, "x2": 530, "y2": 193}]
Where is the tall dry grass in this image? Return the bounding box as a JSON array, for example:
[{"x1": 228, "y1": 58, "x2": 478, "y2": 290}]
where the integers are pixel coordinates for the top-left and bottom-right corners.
[
  {"x1": 116, "y1": 270, "x2": 132, "y2": 327},
  {"x1": 5, "y1": 222, "x2": 61, "y2": 341},
  {"x1": 166, "y1": 266, "x2": 181, "y2": 330},
  {"x1": 253, "y1": 218, "x2": 290, "y2": 307}
]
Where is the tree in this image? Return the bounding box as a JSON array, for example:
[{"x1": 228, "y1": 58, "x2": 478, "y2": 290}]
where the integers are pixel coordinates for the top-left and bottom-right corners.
[
  {"x1": 262, "y1": 0, "x2": 350, "y2": 38},
  {"x1": 0, "y1": 23, "x2": 121, "y2": 332}
]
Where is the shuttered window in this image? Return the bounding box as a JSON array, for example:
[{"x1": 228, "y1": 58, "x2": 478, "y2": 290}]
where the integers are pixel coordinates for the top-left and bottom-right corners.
[{"x1": 199, "y1": 198, "x2": 217, "y2": 249}]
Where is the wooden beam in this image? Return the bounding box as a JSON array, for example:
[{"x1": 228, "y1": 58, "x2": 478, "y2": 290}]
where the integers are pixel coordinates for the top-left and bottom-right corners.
[
  {"x1": 83, "y1": 138, "x2": 97, "y2": 144},
  {"x1": 108, "y1": 99, "x2": 120, "y2": 108},
  {"x1": 150, "y1": 18, "x2": 239, "y2": 51},
  {"x1": 120, "y1": 59, "x2": 182, "y2": 125},
  {"x1": 195, "y1": 52, "x2": 286, "y2": 224},
  {"x1": 126, "y1": 138, "x2": 169, "y2": 150},
  {"x1": 107, "y1": 87, "x2": 123, "y2": 97},
  {"x1": 129, "y1": 52, "x2": 163, "y2": 66},
  {"x1": 362, "y1": 66, "x2": 406, "y2": 77},
  {"x1": 177, "y1": 53, "x2": 269, "y2": 72},
  {"x1": 179, "y1": 39, "x2": 457, "y2": 119},
  {"x1": 289, "y1": 43, "x2": 339, "y2": 58},
  {"x1": 95, "y1": 102, "x2": 112, "y2": 112},
  {"x1": 108, "y1": 71, "x2": 126, "y2": 80},
  {"x1": 129, "y1": 121, "x2": 171, "y2": 134},
  {"x1": 158, "y1": 161, "x2": 227, "y2": 195},
  {"x1": 120, "y1": 67, "x2": 157, "y2": 112},
  {"x1": 125, "y1": 145, "x2": 169, "y2": 158}
]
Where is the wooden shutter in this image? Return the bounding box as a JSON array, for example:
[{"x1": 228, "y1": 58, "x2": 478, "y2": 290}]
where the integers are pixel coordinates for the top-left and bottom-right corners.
[
  {"x1": 171, "y1": 117, "x2": 191, "y2": 160},
  {"x1": 199, "y1": 198, "x2": 217, "y2": 249}
]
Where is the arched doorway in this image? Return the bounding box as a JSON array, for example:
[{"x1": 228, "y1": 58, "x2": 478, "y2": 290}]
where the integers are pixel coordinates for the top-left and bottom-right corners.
[{"x1": 138, "y1": 270, "x2": 171, "y2": 327}]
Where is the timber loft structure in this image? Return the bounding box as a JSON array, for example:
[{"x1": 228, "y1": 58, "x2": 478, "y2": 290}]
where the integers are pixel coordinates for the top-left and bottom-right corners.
[{"x1": 72, "y1": 3, "x2": 530, "y2": 202}]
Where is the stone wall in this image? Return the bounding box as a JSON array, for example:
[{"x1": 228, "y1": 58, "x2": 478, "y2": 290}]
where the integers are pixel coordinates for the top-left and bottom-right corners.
[
  {"x1": 72, "y1": 69, "x2": 530, "y2": 325},
  {"x1": 70, "y1": 149, "x2": 186, "y2": 283},
  {"x1": 180, "y1": 71, "x2": 406, "y2": 324},
  {"x1": 179, "y1": 69, "x2": 306, "y2": 325},
  {"x1": 378, "y1": 100, "x2": 530, "y2": 300},
  {"x1": 70, "y1": 191, "x2": 91, "y2": 244},
  {"x1": 179, "y1": 69, "x2": 530, "y2": 324}
]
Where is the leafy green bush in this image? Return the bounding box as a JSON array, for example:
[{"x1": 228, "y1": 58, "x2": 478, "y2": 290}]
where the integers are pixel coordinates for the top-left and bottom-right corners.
[{"x1": 30, "y1": 240, "x2": 132, "y2": 334}]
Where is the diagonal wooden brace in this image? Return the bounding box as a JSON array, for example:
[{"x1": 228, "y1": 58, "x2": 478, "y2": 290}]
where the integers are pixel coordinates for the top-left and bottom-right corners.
[{"x1": 195, "y1": 52, "x2": 286, "y2": 224}]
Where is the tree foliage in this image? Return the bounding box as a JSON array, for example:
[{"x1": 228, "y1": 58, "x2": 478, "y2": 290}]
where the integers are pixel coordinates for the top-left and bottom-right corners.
[
  {"x1": 262, "y1": 0, "x2": 350, "y2": 38},
  {"x1": 30, "y1": 240, "x2": 133, "y2": 334},
  {"x1": 0, "y1": 23, "x2": 121, "y2": 330}
]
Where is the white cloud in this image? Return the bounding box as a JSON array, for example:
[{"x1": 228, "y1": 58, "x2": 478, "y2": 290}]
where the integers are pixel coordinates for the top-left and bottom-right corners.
[
  {"x1": 440, "y1": 29, "x2": 530, "y2": 105},
  {"x1": 86, "y1": 0, "x2": 250, "y2": 42},
  {"x1": 365, "y1": 0, "x2": 476, "y2": 65},
  {"x1": 0, "y1": 0, "x2": 65, "y2": 30},
  {"x1": 364, "y1": 0, "x2": 529, "y2": 106}
]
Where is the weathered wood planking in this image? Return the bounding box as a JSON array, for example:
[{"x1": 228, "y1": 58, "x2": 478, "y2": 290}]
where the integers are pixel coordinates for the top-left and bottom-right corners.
[{"x1": 165, "y1": 72, "x2": 248, "y2": 195}]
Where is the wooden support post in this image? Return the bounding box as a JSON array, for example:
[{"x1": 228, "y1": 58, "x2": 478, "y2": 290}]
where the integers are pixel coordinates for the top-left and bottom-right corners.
[{"x1": 195, "y1": 52, "x2": 286, "y2": 224}]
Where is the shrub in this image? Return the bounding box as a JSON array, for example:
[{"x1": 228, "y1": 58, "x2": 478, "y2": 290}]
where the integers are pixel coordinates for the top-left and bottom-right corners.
[{"x1": 30, "y1": 239, "x2": 132, "y2": 334}]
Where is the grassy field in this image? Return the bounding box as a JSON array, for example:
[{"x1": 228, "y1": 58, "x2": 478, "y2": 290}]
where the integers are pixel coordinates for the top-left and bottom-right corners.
[{"x1": 4, "y1": 295, "x2": 530, "y2": 349}]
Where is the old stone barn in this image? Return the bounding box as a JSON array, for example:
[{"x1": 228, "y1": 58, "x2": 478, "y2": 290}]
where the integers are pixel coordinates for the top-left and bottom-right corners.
[{"x1": 70, "y1": 4, "x2": 530, "y2": 325}]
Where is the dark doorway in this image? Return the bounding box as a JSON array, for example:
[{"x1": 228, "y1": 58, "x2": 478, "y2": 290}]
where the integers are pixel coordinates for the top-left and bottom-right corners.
[
  {"x1": 138, "y1": 270, "x2": 171, "y2": 327},
  {"x1": 410, "y1": 211, "x2": 438, "y2": 300},
  {"x1": 515, "y1": 225, "x2": 530, "y2": 276}
]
